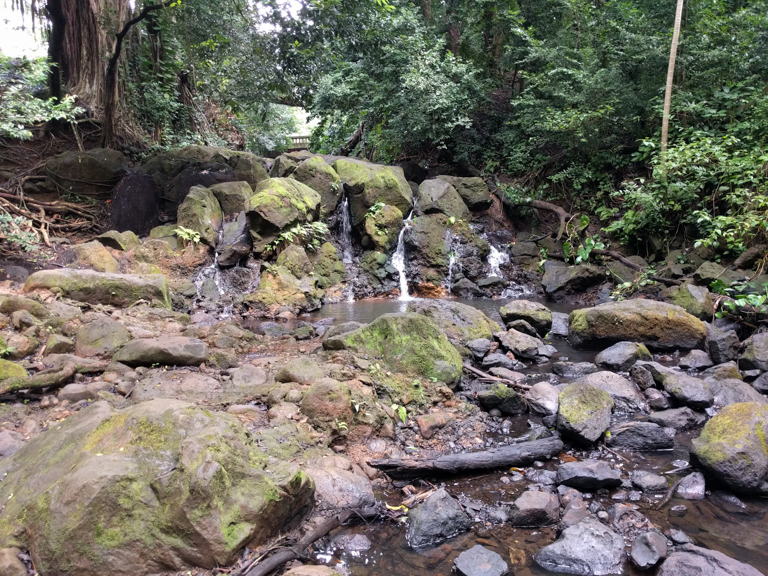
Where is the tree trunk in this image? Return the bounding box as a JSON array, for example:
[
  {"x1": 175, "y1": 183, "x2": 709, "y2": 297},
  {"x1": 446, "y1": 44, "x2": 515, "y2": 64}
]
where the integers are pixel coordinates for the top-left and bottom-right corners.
[
  {"x1": 660, "y1": 0, "x2": 685, "y2": 164},
  {"x1": 421, "y1": 0, "x2": 431, "y2": 22},
  {"x1": 45, "y1": 0, "x2": 66, "y2": 102}
]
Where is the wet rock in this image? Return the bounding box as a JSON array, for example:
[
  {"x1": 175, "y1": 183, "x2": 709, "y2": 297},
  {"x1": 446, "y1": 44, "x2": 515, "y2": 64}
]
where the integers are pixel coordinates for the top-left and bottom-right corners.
[
  {"x1": 499, "y1": 300, "x2": 552, "y2": 336},
  {"x1": 556, "y1": 460, "x2": 622, "y2": 490},
  {"x1": 113, "y1": 336, "x2": 209, "y2": 367},
  {"x1": 507, "y1": 490, "x2": 560, "y2": 527},
  {"x1": 691, "y1": 402, "x2": 768, "y2": 494},
  {"x1": 553, "y1": 361, "x2": 599, "y2": 379},
  {"x1": 575, "y1": 371, "x2": 646, "y2": 413},
  {"x1": 534, "y1": 516, "x2": 624, "y2": 576},
  {"x1": 669, "y1": 505, "x2": 687, "y2": 517},
  {"x1": 710, "y1": 378, "x2": 767, "y2": 408},
  {"x1": 96, "y1": 230, "x2": 141, "y2": 251},
  {"x1": 481, "y1": 353, "x2": 520, "y2": 372},
  {"x1": 467, "y1": 338, "x2": 492, "y2": 359},
  {"x1": 75, "y1": 318, "x2": 132, "y2": 358},
  {"x1": 631, "y1": 470, "x2": 668, "y2": 492},
  {"x1": 557, "y1": 383, "x2": 613, "y2": 444},
  {"x1": 658, "y1": 372, "x2": 713, "y2": 409},
  {"x1": 740, "y1": 333, "x2": 768, "y2": 372},
  {"x1": 495, "y1": 328, "x2": 543, "y2": 359},
  {"x1": 569, "y1": 300, "x2": 706, "y2": 351},
  {"x1": 525, "y1": 382, "x2": 560, "y2": 416},
  {"x1": 478, "y1": 383, "x2": 526, "y2": 415},
  {"x1": 648, "y1": 407, "x2": 707, "y2": 430},
  {"x1": 506, "y1": 318, "x2": 538, "y2": 336},
  {"x1": 679, "y1": 350, "x2": 714, "y2": 369},
  {"x1": 216, "y1": 212, "x2": 251, "y2": 267},
  {"x1": 451, "y1": 278, "x2": 482, "y2": 298},
  {"x1": 607, "y1": 421, "x2": 674, "y2": 451},
  {"x1": 629, "y1": 364, "x2": 656, "y2": 390},
  {"x1": 657, "y1": 544, "x2": 763, "y2": 576},
  {"x1": 407, "y1": 299, "x2": 500, "y2": 344},
  {"x1": 551, "y1": 312, "x2": 570, "y2": 337},
  {"x1": 665, "y1": 529, "x2": 693, "y2": 545},
  {"x1": 542, "y1": 263, "x2": 605, "y2": 301},
  {"x1": 0, "y1": 399, "x2": 313, "y2": 576},
  {"x1": 363, "y1": 204, "x2": 403, "y2": 251},
  {"x1": 436, "y1": 176, "x2": 493, "y2": 211},
  {"x1": 209, "y1": 181, "x2": 252, "y2": 215},
  {"x1": 24, "y1": 269, "x2": 171, "y2": 309},
  {"x1": 560, "y1": 496, "x2": 591, "y2": 528},
  {"x1": 645, "y1": 388, "x2": 670, "y2": 410},
  {"x1": 406, "y1": 488, "x2": 471, "y2": 548},
  {"x1": 177, "y1": 185, "x2": 223, "y2": 246},
  {"x1": 417, "y1": 179, "x2": 470, "y2": 220},
  {"x1": 308, "y1": 465, "x2": 374, "y2": 511},
  {"x1": 630, "y1": 531, "x2": 667, "y2": 570},
  {"x1": 662, "y1": 284, "x2": 714, "y2": 320},
  {"x1": 702, "y1": 361, "x2": 743, "y2": 381},
  {"x1": 455, "y1": 545, "x2": 508, "y2": 576},
  {"x1": 331, "y1": 533, "x2": 372, "y2": 552},
  {"x1": 595, "y1": 341, "x2": 652, "y2": 372},
  {"x1": 676, "y1": 472, "x2": 706, "y2": 500}
]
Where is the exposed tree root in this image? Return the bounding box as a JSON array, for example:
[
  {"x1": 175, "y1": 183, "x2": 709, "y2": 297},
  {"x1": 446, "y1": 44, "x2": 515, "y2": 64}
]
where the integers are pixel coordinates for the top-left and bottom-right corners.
[{"x1": 0, "y1": 362, "x2": 76, "y2": 396}]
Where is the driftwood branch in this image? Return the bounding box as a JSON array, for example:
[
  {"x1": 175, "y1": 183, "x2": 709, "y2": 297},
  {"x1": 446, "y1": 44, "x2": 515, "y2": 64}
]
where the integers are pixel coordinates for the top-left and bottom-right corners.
[
  {"x1": 368, "y1": 436, "x2": 564, "y2": 479},
  {"x1": 592, "y1": 249, "x2": 682, "y2": 286},
  {"x1": 243, "y1": 506, "x2": 381, "y2": 576},
  {"x1": 463, "y1": 363, "x2": 531, "y2": 390}
]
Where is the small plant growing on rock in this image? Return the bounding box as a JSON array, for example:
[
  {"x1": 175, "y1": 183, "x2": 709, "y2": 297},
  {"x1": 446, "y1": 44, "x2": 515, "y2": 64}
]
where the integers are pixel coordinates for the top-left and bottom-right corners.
[
  {"x1": 391, "y1": 403, "x2": 408, "y2": 423},
  {"x1": 0, "y1": 214, "x2": 39, "y2": 252},
  {"x1": 265, "y1": 222, "x2": 329, "y2": 255},
  {"x1": 174, "y1": 226, "x2": 201, "y2": 245}
]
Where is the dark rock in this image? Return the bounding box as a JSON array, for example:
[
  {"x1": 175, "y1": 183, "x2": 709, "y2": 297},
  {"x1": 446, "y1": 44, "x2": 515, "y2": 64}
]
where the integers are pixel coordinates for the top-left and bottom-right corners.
[
  {"x1": 676, "y1": 472, "x2": 706, "y2": 500},
  {"x1": 630, "y1": 531, "x2": 667, "y2": 569},
  {"x1": 255, "y1": 321, "x2": 286, "y2": 337},
  {"x1": 216, "y1": 212, "x2": 251, "y2": 267},
  {"x1": 550, "y1": 312, "x2": 570, "y2": 337},
  {"x1": 454, "y1": 545, "x2": 508, "y2": 576},
  {"x1": 752, "y1": 372, "x2": 768, "y2": 394},
  {"x1": 607, "y1": 421, "x2": 674, "y2": 451},
  {"x1": 657, "y1": 544, "x2": 763, "y2": 576},
  {"x1": 629, "y1": 364, "x2": 656, "y2": 390},
  {"x1": 648, "y1": 407, "x2": 706, "y2": 430},
  {"x1": 478, "y1": 383, "x2": 526, "y2": 415},
  {"x1": 534, "y1": 516, "x2": 625, "y2": 576},
  {"x1": 669, "y1": 505, "x2": 687, "y2": 517},
  {"x1": 575, "y1": 371, "x2": 646, "y2": 413},
  {"x1": 48, "y1": 148, "x2": 127, "y2": 197},
  {"x1": 631, "y1": 470, "x2": 668, "y2": 492},
  {"x1": 645, "y1": 388, "x2": 670, "y2": 410},
  {"x1": 679, "y1": 349, "x2": 714, "y2": 370},
  {"x1": 557, "y1": 383, "x2": 613, "y2": 444},
  {"x1": 706, "y1": 323, "x2": 740, "y2": 364},
  {"x1": 481, "y1": 353, "x2": 521, "y2": 372},
  {"x1": 406, "y1": 488, "x2": 471, "y2": 548},
  {"x1": 435, "y1": 176, "x2": 493, "y2": 211},
  {"x1": 740, "y1": 333, "x2": 768, "y2": 372},
  {"x1": 507, "y1": 490, "x2": 560, "y2": 527},
  {"x1": 499, "y1": 300, "x2": 551, "y2": 335},
  {"x1": 553, "y1": 361, "x2": 599, "y2": 379},
  {"x1": 467, "y1": 338, "x2": 492, "y2": 360},
  {"x1": 556, "y1": 460, "x2": 622, "y2": 490},
  {"x1": 658, "y1": 372, "x2": 713, "y2": 409},
  {"x1": 595, "y1": 341, "x2": 652, "y2": 371},
  {"x1": 331, "y1": 533, "x2": 372, "y2": 552},
  {"x1": 710, "y1": 378, "x2": 767, "y2": 408},
  {"x1": 506, "y1": 319, "x2": 538, "y2": 336},
  {"x1": 451, "y1": 278, "x2": 482, "y2": 298},
  {"x1": 542, "y1": 264, "x2": 605, "y2": 301},
  {"x1": 665, "y1": 529, "x2": 693, "y2": 545}
]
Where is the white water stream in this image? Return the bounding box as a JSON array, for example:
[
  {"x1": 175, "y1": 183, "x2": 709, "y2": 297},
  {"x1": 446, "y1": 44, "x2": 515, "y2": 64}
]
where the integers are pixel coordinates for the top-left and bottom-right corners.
[
  {"x1": 392, "y1": 210, "x2": 414, "y2": 301},
  {"x1": 340, "y1": 194, "x2": 354, "y2": 264},
  {"x1": 487, "y1": 244, "x2": 509, "y2": 277}
]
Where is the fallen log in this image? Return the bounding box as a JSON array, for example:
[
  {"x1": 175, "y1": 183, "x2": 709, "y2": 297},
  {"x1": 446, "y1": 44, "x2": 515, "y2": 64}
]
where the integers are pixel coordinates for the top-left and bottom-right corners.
[
  {"x1": 368, "y1": 436, "x2": 564, "y2": 479},
  {"x1": 463, "y1": 363, "x2": 531, "y2": 390}
]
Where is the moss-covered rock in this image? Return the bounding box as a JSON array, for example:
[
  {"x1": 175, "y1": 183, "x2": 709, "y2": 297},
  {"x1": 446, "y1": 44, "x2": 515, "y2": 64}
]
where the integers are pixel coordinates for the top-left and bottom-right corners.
[
  {"x1": 569, "y1": 299, "x2": 706, "y2": 351},
  {"x1": 0, "y1": 399, "x2": 314, "y2": 576},
  {"x1": 177, "y1": 185, "x2": 223, "y2": 246},
  {"x1": 243, "y1": 265, "x2": 316, "y2": 312},
  {"x1": 276, "y1": 245, "x2": 313, "y2": 279},
  {"x1": 332, "y1": 159, "x2": 413, "y2": 226},
  {"x1": 478, "y1": 383, "x2": 526, "y2": 415},
  {"x1": 661, "y1": 284, "x2": 714, "y2": 320},
  {"x1": 46, "y1": 149, "x2": 128, "y2": 196},
  {"x1": 72, "y1": 241, "x2": 119, "y2": 273},
  {"x1": 435, "y1": 176, "x2": 492, "y2": 211},
  {"x1": 245, "y1": 178, "x2": 322, "y2": 254},
  {"x1": 95, "y1": 230, "x2": 141, "y2": 252},
  {"x1": 24, "y1": 269, "x2": 171, "y2": 309},
  {"x1": 557, "y1": 383, "x2": 614, "y2": 444},
  {"x1": 691, "y1": 402, "x2": 768, "y2": 494},
  {"x1": 359, "y1": 251, "x2": 389, "y2": 284},
  {"x1": 542, "y1": 263, "x2": 605, "y2": 300},
  {"x1": 210, "y1": 181, "x2": 253, "y2": 216},
  {"x1": 416, "y1": 179, "x2": 470, "y2": 221},
  {"x1": 0, "y1": 359, "x2": 27, "y2": 382},
  {"x1": 363, "y1": 204, "x2": 403, "y2": 252},
  {"x1": 0, "y1": 295, "x2": 49, "y2": 319},
  {"x1": 310, "y1": 243, "x2": 346, "y2": 290},
  {"x1": 328, "y1": 313, "x2": 463, "y2": 384},
  {"x1": 406, "y1": 299, "x2": 500, "y2": 344},
  {"x1": 290, "y1": 156, "x2": 343, "y2": 216},
  {"x1": 739, "y1": 333, "x2": 768, "y2": 372},
  {"x1": 75, "y1": 318, "x2": 132, "y2": 358},
  {"x1": 300, "y1": 378, "x2": 354, "y2": 430},
  {"x1": 499, "y1": 300, "x2": 552, "y2": 336}
]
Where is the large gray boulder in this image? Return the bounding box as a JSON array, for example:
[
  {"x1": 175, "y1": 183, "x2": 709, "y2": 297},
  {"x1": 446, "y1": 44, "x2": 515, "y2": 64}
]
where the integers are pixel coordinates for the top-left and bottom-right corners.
[
  {"x1": 557, "y1": 383, "x2": 614, "y2": 444},
  {"x1": 606, "y1": 421, "x2": 674, "y2": 451},
  {"x1": 435, "y1": 176, "x2": 493, "y2": 211},
  {"x1": 595, "y1": 341, "x2": 652, "y2": 371},
  {"x1": 499, "y1": 300, "x2": 552, "y2": 335},
  {"x1": 556, "y1": 460, "x2": 622, "y2": 490},
  {"x1": 706, "y1": 323, "x2": 740, "y2": 364},
  {"x1": 569, "y1": 300, "x2": 706, "y2": 351},
  {"x1": 710, "y1": 378, "x2": 767, "y2": 408},
  {"x1": 534, "y1": 516, "x2": 625, "y2": 575},
  {"x1": 406, "y1": 488, "x2": 471, "y2": 548},
  {"x1": 0, "y1": 399, "x2": 313, "y2": 576},
  {"x1": 210, "y1": 181, "x2": 253, "y2": 216},
  {"x1": 740, "y1": 333, "x2": 768, "y2": 373},
  {"x1": 75, "y1": 318, "x2": 132, "y2": 358},
  {"x1": 113, "y1": 337, "x2": 209, "y2": 367},
  {"x1": 658, "y1": 372, "x2": 713, "y2": 409},
  {"x1": 495, "y1": 328, "x2": 543, "y2": 360},
  {"x1": 289, "y1": 156, "x2": 342, "y2": 216},
  {"x1": 662, "y1": 283, "x2": 715, "y2": 320},
  {"x1": 177, "y1": 185, "x2": 223, "y2": 246},
  {"x1": 657, "y1": 544, "x2": 763, "y2": 576},
  {"x1": 542, "y1": 263, "x2": 605, "y2": 301},
  {"x1": 46, "y1": 148, "x2": 128, "y2": 196},
  {"x1": 507, "y1": 490, "x2": 560, "y2": 527},
  {"x1": 454, "y1": 545, "x2": 508, "y2": 576},
  {"x1": 416, "y1": 179, "x2": 470, "y2": 220},
  {"x1": 406, "y1": 299, "x2": 500, "y2": 344}
]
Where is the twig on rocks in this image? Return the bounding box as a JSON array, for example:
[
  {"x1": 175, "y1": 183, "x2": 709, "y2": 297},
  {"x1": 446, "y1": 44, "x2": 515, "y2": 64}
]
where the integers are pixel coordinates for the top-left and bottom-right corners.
[{"x1": 462, "y1": 363, "x2": 531, "y2": 390}]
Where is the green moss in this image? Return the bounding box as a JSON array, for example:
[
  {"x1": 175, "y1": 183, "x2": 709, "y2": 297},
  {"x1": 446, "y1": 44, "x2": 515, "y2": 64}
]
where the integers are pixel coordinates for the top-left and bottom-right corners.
[
  {"x1": 559, "y1": 383, "x2": 613, "y2": 425},
  {"x1": 130, "y1": 417, "x2": 173, "y2": 450}
]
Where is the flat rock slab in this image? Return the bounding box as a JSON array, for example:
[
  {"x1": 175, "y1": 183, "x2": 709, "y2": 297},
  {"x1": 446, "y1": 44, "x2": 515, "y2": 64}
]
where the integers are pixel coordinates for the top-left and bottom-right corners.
[
  {"x1": 535, "y1": 516, "x2": 625, "y2": 575},
  {"x1": 657, "y1": 544, "x2": 763, "y2": 576},
  {"x1": 556, "y1": 460, "x2": 622, "y2": 490},
  {"x1": 454, "y1": 545, "x2": 509, "y2": 576},
  {"x1": 113, "y1": 337, "x2": 209, "y2": 367}
]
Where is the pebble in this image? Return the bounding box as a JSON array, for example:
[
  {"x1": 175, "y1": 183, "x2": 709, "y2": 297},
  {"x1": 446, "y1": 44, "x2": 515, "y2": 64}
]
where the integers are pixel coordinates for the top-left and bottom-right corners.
[{"x1": 669, "y1": 505, "x2": 687, "y2": 517}]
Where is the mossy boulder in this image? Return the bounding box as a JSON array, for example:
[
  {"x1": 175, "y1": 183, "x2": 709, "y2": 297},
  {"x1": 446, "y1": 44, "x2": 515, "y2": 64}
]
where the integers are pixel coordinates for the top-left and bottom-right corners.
[
  {"x1": 542, "y1": 263, "x2": 605, "y2": 300},
  {"x1": 46, "y1": 148, "x2": 128, "y2": 196},
  {"x1": 210, "y1": 181, "x2": 253, "y2": 216},
  {"x1": 435, "y1": 176, "x2": 492, "y2": 211},
  {"x1": 245, "y1": 178, "x2": 322, "y2": 254},
  {"x1": 661, "y1": 284, "x2": 714, "y2": 320},
  {"x1": 75, "y1": 318, "x2": 132, "y2": 358},
  {"x1": 290, "y1": 156, "x2": 343, "y2": 216},
  {"x1": 478, "y1": 383, "x2": 526, "y2": 415},
  {"x1": 276, "y1": 245, "x2": 314, "y2": 278},
  {"x1": 177, "y1": 185, "x2": 223, "y2": 246},
  {"x1": 24, "y1": 269, "x2": 171, "y2": 309},
  {"x1": 328, "y1": 313, "x2": 463, "y2": 384},
  {"x1": 310, "y1": 243, "x2": 346, "y2": 290},
  {"x1": 244, "y1": 265, "x2": 316, "y2": 312},
  {"x1": 363, "y1": 204, "x2": 403, "y2": 251},
  {"x1": 499, "y1": 300, "x2": 552, "y2": 336},
  {"x1": 557, "y1": 383, "x2": 614, "y2": 444},
  {"x1": 359, "y1": 251, "x2": 389, "y2": 285},
  {"x1": 406, "y1": 214, "x2": 489, "y2": 277},
  {"x1": 416, "y1": 179, "x2": 470, "y2": 221},
  {"x1": 300, "y1": 378, "x2": 354, "y2": 430},
  {"x1": 691, "y1": 402, "x2": 768, "y2": 494},
  {"x1": 332, "y1": 159, "x2": 413, "y2": 227},
  {"x1": 569, "y1": 299, "x2": 706, "y2": 351},
  {"x1": 0, "y1": 295, "x2": 49, "y2": 319},
  {"x1": 0, "y1": 359, "x2": 28, "y2": 389},
  {"x1": 0, "y1": 399, "x2": 314, "y2": 576},
  {"x1": 95, "y1": 230, "x2": 141, "y2": 252},
  {"x1": 72, "y1": 241, "x2": 119, "y2": 273},
  {"x1": 406, "y1": 299, "x2": 500, "y2": 344}
]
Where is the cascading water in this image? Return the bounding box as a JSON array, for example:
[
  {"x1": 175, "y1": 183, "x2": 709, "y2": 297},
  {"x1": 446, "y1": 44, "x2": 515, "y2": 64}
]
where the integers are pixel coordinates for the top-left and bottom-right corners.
[
  {"x1": 392, "y1": 210, "x2": 414, "y2": 301},
  {"x1": 339, "y1": 194, "x2": 354, "y2": 264},
  {"x1": 487, "y1": 244, "x2": 509, "y2": 278},
  {"x1": 444, "y1": 231, "x2": 463, "y2": 293}
]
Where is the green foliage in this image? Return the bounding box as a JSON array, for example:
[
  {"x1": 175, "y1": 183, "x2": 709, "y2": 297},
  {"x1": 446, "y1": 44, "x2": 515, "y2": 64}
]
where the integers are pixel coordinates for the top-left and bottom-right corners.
[
  {"x1": 711, "y1": 280, "x2": 768, "y2": 322},
  {"x1": 265, "y1": 222, "x2": 330, "y2": 256},
  {"x1": 391, "y1": 403, "x2": 407, "y2": 423},
  {"x1": 0, "y1": 214, "x2": 39, "y2": 252},
  {"x1": 562, "y1": 215, "x2": 605, "y2": 264},
  {"x1": 0, "y1": 56, "x2": 82, "y2": 139},
  {"x1": 173, "y1": 226, "x2": 201, "y2": 245}
]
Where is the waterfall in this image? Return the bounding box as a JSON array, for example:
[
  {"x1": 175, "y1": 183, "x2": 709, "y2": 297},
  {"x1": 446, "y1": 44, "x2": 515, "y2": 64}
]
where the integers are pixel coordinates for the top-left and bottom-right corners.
[
  {"x1": 444, "y1": 230, "x2": 463, "y2": 293},
  {"x1": 392, "y1": 210, "x2": 414, "y2": 301},
  {"x1": 195, "y1": 228, "x2": 225, "y2": 299},
  {"x1": 340, "y1": 194, "x2": 354, "y2": 264},
  {"x1": 487, "y1": 244, "x2": 509, "y2": 278}
]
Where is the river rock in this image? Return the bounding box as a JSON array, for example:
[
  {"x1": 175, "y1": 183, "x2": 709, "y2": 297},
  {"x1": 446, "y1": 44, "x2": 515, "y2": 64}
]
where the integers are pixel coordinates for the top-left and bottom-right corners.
[
  {"x1": 710, "y1": 378, "x2": 767, "y2": 408},
  {"x1": 455, "y1": 545, "x2": 508, "y2": 576},
  {"x1": 0, "y1": 294, "x2": 49, "y2": 319},
  {"x1": 551, "y1": 311, "x2": 570, "y2": 337},
  {"x1": 556, "y1": 460, "x2": 622, "y2": 490},
  {"x1": 753, "y1": 372, "x2": 768, "y2": 394},
  {"x1": 57, "y1": 381, "x2": 112, "y2": 403},
  {"x1": 702, "y1": 361, "x2": 743, "y2": 381},
  {"x1": 607, "y1": 421, "x2": 674, "y2": 451},
  {"x1": 0, "y1": 547, "x2": 26, "y2": 576},
  {"x1": 534, "y1": 516, "x2": 625, "y2": 576},
  {"x1": 658, "y1": 372, "x2": 713, "y2": 409},
  {"x1": 648, "y1": 407, "x2": 707, "y2": 430},
  {"x1": 0, "y1": 399, "x2": 313, "y2": 576},
  {"x1": 631, "y1": 470, "x2": 668, "y2": 492},
  {"x1": 300, "y1": 378, "x2": 354, "y2": 430},
  {"x1": 307, "y1": 462, "x2": 374, "y2": 511},
  {"x1": 75, "y1": 318, "x2": 132, "y2": 358},
  {"x1": 691, "y1": 402, "x2": 768, "y2": 494},
  {"x1": 209, "y1": 181, "x2": 253, "y2": 215},
  {"x1": 495, "y1": 328, "x2": 543, "y2": 359},
  {"x1": 96, "y1": 230, "x2": 141, "y2": 251},
  {"x1": 542, "y1": 263, "x2": 605, "y2": 301},
  {"x1": 499, "y1": 300, "x2": 552, "y2": 336},
  {"x1": 72, "y1": 241, "x2": 119, "y2": 273},
  {"x1": 553, "y1": 362, "x2": 599, "y2": 379},
  {"x1": 177, "y1": 185, "x2": 223, "y2": 246},
  {"x1": 364, "y1": 203, "x2": 403, "y2": 251},
  {"x1": 630, "y1": 531, "x2": 667, "y2": 569},
  {"x1": 290, "y1": 156, "x2": 342, "y2": 216},
  {"x1": 676, "y1": 472, "x2": 706, "y2": 500},
  {"x1": 657, "y1": 544, "x2": 763, "y2": 576},
  {"x1": 406, "y1": 488, "x2": 471, "y2": 548},
  {"x1": 407, "y1": 299, "x2": 500, "y2": 344},
  {"x1": 569, "y1": 300, "x2": 706, "y2": 351},
  {"x1": 595, "y1": 342, "x2": 652, "y2": 372},
  {"x1": 557, "y1": 383, "x2": 614, "y2": 444},
  {"x1": 328, "y1": 313, "x2": 463, "y2": 384},
  {"x1": 693, "y1": 261, "x2": 746, "y2": 287},
  {"x1": 113, "y1": 337, "x2": 209, "y2": 367},
  {"x1": 507, "y1": 490, "x2": 560, "y2": 527},
  {"x1": 526, "y1": 382, "x2": 560, "y2": 416},
  {"x1": 24, "y1": 269, "x2": 171, "y2": 309},
  {"x1": 645, "y1": 388, "x2": 670, "y2": 410},
  {"x1": 679, "y1": 350, "x2": 714, "y2": 369},
  {"x1": 478, "y1": 383, "x2": 526, "y2": 415},
  {"x1": 417, "y1": 179, "x2": 470, "y2": 220},
  {"x1": 481, "y1": 353, "x2": 520, "y2": 371},
  {"x1": 706, "y1": 323, "x2": 740, "y2": 364},
  {"x1": 740, "y1": 333, "x2": 768, "y2": 373},
  {"x1": 662, "y1": 284, "x2": 714, "y2": 320},
  {"x1": 436, "y1": 176, "x2": 493, "y2": 211},
  {"x1": 575, "y1": 371, "x2": 646, "y2": 413},
  {"x1": 0, "y1": 430, "x2": 23, "y2": 460},
  {"x1": 467, "y1": 338, "x2": 492, "y2": 359}
]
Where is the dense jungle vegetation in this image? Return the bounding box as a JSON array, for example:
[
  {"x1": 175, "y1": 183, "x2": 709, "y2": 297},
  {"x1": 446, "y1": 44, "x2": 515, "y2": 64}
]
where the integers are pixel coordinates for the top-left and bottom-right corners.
[{"x1": 2, "y1": 0, "x2": 768, "y2": 256}]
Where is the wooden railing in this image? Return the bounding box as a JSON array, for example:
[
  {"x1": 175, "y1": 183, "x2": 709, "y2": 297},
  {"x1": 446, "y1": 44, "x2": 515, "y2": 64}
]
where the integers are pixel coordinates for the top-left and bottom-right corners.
[{"x1": 288, "y1": 135, "x2": 311, "y2": 149}]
